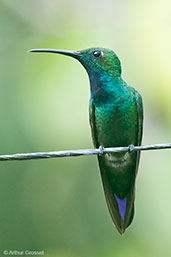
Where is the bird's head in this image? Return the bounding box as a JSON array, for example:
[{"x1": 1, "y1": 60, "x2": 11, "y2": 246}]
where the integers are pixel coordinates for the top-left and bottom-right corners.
[{"x1": 78, "y1": 48, "x2": 121, "y2": 77}]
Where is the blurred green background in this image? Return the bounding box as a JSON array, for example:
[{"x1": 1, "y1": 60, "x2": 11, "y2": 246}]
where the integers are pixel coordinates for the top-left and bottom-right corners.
[{"x1": 0, "y1": 0, "x2": 171, "y2": 256}]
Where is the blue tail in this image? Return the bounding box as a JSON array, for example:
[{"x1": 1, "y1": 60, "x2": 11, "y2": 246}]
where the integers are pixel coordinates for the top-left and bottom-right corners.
[{"x1": 114, "y1": 194, "x2": 127, "y2": 221}]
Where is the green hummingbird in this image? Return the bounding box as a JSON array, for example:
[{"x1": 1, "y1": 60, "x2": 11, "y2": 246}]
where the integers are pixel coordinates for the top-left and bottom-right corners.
[{"x1": 29, "y1": 47, "x2": 143, "y2": 234}]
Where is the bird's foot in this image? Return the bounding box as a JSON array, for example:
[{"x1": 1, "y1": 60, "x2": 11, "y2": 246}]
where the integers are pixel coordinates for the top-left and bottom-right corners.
[
  {"x1": 128, "y1": 144, "x2": 135, "y2": 153},
  {"x1": 99, "y1": 145, "x2": 105, "y2": 156}
]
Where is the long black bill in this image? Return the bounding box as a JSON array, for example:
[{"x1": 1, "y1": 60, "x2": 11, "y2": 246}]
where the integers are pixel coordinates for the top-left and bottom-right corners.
[{"x1": 28, "y1": 48, "x2": 81, "y2": 59}]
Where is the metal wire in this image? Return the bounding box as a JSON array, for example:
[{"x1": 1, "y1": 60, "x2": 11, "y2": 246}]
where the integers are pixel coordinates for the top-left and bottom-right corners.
[{"x1": 0, "y1": 143, "x2": 170, "y2": 161}]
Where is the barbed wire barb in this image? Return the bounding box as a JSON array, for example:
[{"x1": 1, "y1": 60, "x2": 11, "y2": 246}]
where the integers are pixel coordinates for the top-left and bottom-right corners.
[{"x1": 0, "y1": 143, "x2": 170, "y2": 161}]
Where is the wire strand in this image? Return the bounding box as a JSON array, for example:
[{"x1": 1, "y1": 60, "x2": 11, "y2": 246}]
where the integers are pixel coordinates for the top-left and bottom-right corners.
[{"x1": 0, "y1": 143, "x2": 170, "y2": 161}]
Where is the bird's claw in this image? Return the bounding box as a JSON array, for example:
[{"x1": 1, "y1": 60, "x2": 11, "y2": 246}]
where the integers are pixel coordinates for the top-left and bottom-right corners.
[
  {"x1": 99, "y1": 145, "x2": 104, "y2": 155},
  {"x1": 128, "y1": 144, "x2": 135, "y2": 153}
]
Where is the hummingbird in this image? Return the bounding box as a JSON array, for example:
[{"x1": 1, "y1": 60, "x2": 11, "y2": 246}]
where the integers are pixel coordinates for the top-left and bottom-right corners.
[{"x1": 29, "y1": 47, "x2": 143, "y2": 234}]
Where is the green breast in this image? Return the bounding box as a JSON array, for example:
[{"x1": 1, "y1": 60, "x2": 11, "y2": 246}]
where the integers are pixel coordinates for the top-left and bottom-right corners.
[{"x1": 94, "y1": 87, "x2": 138, "y2": 148}]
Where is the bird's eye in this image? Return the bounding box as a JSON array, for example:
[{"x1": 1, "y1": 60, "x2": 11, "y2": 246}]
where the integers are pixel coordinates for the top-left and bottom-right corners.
[{"x1": 93, "y1": 50, "x2": 103, "y2": 57}]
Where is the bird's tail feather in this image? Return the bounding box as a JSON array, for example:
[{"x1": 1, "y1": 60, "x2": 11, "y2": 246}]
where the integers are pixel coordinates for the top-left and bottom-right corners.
[{"x1": 98, "y1": 156, "x2": 135, "y2": 234}]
